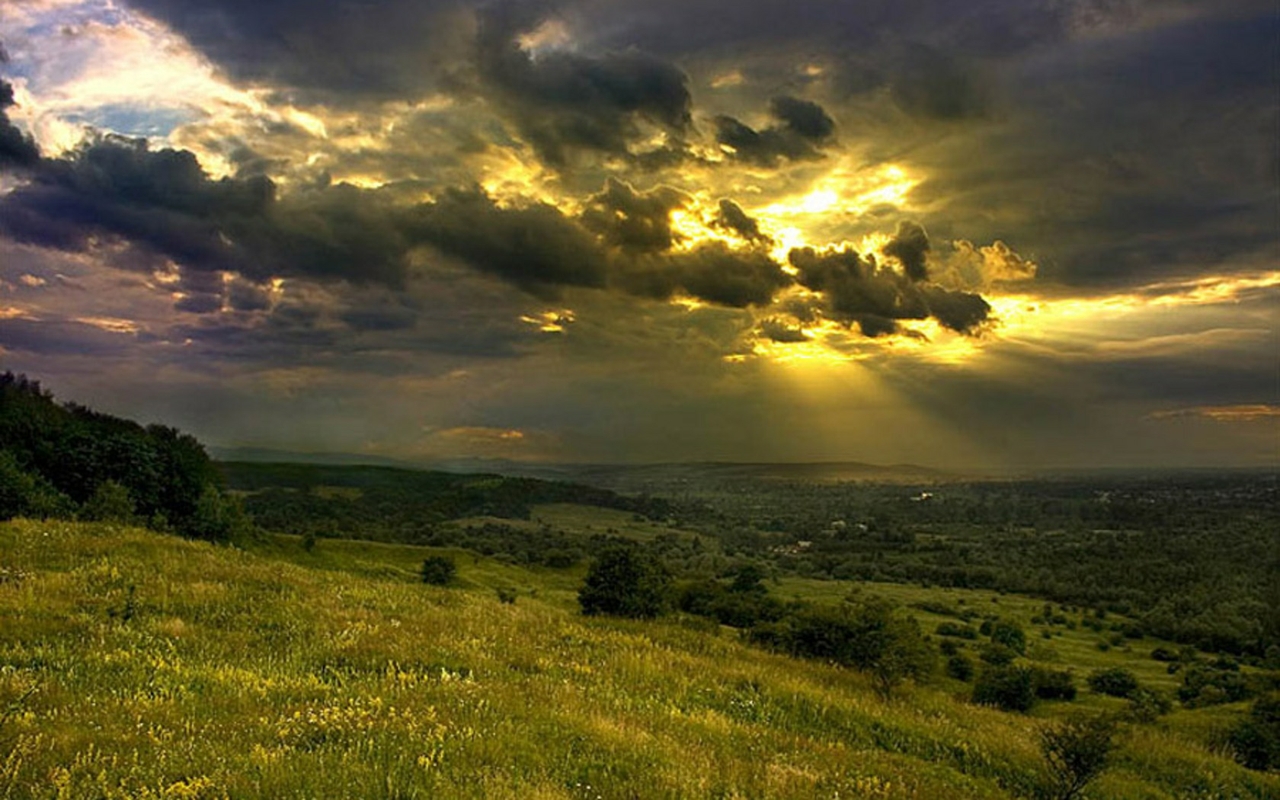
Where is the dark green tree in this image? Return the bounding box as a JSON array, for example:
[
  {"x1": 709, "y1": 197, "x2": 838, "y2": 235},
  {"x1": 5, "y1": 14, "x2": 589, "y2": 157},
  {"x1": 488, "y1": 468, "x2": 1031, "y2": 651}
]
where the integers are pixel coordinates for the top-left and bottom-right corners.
[
  {"x1": 1087, "y1": 667, "x2": 1140, "y2": 699},
  {"x1": 1038, "y1": 714, "x2": 1118, "y2": 800},
  {"x1": 420, "y1": 555, "x2": 457, "y2": 586},
  {"x1": 80, "y1": 480, "x2": 137, "y2": 524},
  {"x1": 973, "y1": 665, "x2": 1036, "y2": 712},
  {"x1": 1226, "y1": 693, "x2": 1280, "y2": 771},
  {"x1": 578, "y1": 543, "x2": 670, "y2": 618}
]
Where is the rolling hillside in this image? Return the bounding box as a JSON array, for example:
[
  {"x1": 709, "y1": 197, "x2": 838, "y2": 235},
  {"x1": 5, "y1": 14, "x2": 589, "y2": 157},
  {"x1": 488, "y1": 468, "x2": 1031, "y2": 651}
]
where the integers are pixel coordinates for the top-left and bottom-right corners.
[{"x1": 1, "y1": 519, "x2": 1274, "y2": 799}]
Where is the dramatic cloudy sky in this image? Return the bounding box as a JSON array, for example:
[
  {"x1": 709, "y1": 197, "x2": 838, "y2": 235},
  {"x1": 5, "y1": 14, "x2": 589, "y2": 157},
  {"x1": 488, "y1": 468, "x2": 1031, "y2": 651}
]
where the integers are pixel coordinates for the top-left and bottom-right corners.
[{"x1": 0, "y1": 0, "x2": 1275, "y2": 469}]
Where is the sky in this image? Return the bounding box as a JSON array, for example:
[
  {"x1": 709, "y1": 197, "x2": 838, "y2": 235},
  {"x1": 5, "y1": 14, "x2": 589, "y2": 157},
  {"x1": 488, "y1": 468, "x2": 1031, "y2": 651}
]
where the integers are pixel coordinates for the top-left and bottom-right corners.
[{"x1": 0, "y1": 0, "x2": 1276, "y2": 470}]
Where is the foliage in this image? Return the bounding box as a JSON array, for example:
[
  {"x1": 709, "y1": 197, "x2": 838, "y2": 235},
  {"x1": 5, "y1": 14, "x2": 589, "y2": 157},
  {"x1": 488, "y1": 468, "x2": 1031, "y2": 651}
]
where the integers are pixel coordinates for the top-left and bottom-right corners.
[
  {"x1": 1227, "y1": 693, "x2": 1280, "y2": 771},
  {"x1": 1086, "y1": 667, "x2": 1139, "y2": 699},
  {"x1": 749, "y1": 599, "x2": 935, "y2": 698},
  {"x1": 420, "y1": 555, "x2": 457, "y2": 586},
  {"x1": 947, "y1": 653, "x2": 975, "y2": 681},
  {"x1": 1124, "y1": 687, "x2": 1172, "y2": 723},
  {"x1": 185, "y1": 484, "x2": 254, "y2": 543},
  {"x1": 0, "y1": 372, "x2": 220, "y2": 533},
  {"x1": 973, "y1": 665, "x2": 1036, "y2": 712},
  {"x1": 990, "y1": 621, "x2": 1027, "y2": 655},
  {"x1": 0, "y1": 450, "x2": 73, "y2": 520},
  {"x1": 1030, "y1": 667, "x2": 1077, "y2": 701},
  {"x1": 1179, "y1": 663, "x2": 1254, "y2": 707},
  {"x1": 79, "y1": 480, "x2": 138, "y2": 524},
  {"x1": 579, "y1": 542, "x2": 670, "y2": 618},
  {"x1": 1037, "y1": 714, "x2": 1118, "y2": 800}
]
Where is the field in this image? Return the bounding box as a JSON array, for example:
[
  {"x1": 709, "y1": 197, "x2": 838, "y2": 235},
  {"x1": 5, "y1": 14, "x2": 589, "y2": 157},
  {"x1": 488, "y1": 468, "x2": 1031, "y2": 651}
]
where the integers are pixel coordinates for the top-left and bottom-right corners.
[{"x1": 1, "y1": 519, "x2": 1275, "y2": 799}]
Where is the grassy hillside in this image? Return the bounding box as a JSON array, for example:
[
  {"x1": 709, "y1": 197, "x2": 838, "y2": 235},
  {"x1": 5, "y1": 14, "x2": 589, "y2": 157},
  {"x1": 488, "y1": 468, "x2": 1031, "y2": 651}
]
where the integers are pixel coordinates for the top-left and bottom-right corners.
[{"x1": 0, "y1": 520, "x2": 1275, "y2": 799}]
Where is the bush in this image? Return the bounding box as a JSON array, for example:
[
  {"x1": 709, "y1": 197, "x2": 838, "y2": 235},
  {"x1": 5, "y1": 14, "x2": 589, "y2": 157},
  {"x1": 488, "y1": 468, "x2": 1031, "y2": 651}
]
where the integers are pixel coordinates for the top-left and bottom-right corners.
[
  {"x1": 1038, "y1": 714, "x2": 1118, "y2": 800},
  {"x1": 579, "y1": 543, "x2": 670, "y2": 619},
  {"x1": 978, "y1": 642, "x2": 1018, "y2": 666},
  {"x1": 973, "y1": 665, "x2": 1036, "y2": 712},
  {"x1": 495, "y1": 586, "x2": 517, "y2": 604},
  {"x1": 1031, "y1": 667, "x2": 1078, "y2": 701},
  {"x1": 1226, "y1": 693, "x2": 1280, "y2": 771},
  {"x1": 1087, "y1": 667, "x2": 1139, "y2": 699},
  {"x1": 420, "y1": 555, "x2": 457, "y2": 586},
  {"x1": 946, "y1": 653, "x2": 975, "y2": 682},
  {"x1": 1125, "y1": 687, "x2": 1172, "y2": 723},
  {"x1": 990, "y1": 620, "x2": 1027, "y2": 655},
  {"x1": 1178, "y1": 664, "x2": 1252, "y2": 707}
]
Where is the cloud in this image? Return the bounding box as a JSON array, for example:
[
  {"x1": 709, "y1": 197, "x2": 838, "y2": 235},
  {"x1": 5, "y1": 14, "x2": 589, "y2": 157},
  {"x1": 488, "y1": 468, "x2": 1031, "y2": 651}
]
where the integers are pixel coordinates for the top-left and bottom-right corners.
[
  {"x1": 407, "y1": 187, "x2": 609, "y2": 297},
  {"x1": 121, "y1": 0, "x2": 474, "y2": 101},
  {"x1": 713, "y1": 95, "x2": 836, "y2": 166},
  {"x1": 0, "y1": 135, "x2": 412, "y2": 286},
  {"x1": 634, "y1": 238, "x2": 793, "y2": 307},
  {"x1": 475, "y1": 5, "x2": 692, "y2": 167},
  {"x1": 882, "y1": 220, "x2": 931, "y2": 281},
  {"x1": 789, "y1": 238, "x2": 991, "y2": 335},
  {"x1": 712, "y1": 199, "x2": 770, "y2": 243},
  {"x1": 0, "y1": 45, "x2": 40, "y2": 168},
  {"x1": 1149, "y1": 404, "x2": 1280, "y2": 422},
  {"x1": 581, "y1": 178, "x2": 690, "y2": 252}
]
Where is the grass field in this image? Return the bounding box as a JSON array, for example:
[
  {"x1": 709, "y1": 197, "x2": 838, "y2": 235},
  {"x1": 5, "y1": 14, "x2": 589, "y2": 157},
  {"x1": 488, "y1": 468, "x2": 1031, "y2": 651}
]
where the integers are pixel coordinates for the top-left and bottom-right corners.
[{"x1": 0, "y1": 519, "x2": 1274, "y2": 799}]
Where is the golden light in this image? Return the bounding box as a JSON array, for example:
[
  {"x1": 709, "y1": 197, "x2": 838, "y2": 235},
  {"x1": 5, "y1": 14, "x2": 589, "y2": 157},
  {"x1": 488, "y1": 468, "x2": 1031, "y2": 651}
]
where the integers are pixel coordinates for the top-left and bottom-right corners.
[
  {"x1": 755, "y1": 162, "x2": 921, "y2": 224},
  {"x1": 520, "y1": 309, "x2": 575, "y2": 333}
]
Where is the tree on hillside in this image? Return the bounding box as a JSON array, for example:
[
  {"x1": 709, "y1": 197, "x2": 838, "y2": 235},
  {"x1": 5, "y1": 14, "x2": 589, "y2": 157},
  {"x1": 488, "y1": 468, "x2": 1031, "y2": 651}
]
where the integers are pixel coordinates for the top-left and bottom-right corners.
[
  {"x1": 421, "y1": 555, "x2": 457, "y2": 586},
  {"x1": 578, "y1": 542, "x2": 670, "y2": 619},
  {"x1": 1038, "y1": 714, "x2": 1118, "y2": 800}
]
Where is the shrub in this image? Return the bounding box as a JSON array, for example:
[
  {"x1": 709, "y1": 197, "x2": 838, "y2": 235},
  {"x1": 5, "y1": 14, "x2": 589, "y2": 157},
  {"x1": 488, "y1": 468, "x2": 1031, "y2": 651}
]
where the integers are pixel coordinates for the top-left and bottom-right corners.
[
  {"x1": 420, "y1": 555, "x2": 457, "y2": 586},
  {"x1": 1031, "y1": 667, "x2": 1078, "y2": 701},
  {"x1": 990, "y1": 620, "x2": 1027, "y2": 654},
  {"x1": 579, "y1": 543, "x2": 670, "y2": 619},
  {"x1": 946, "y1": 653, "x2": 975, "y2": 682},
  {"x1": 1038, "y1": 714, "x2": 1118, "y2": 800},
  {"x1": 978, "y1": 642, "x2": 1018, "y2": 666},
  {"x1": 973, "y1": 665, "x2": 1036, "y2": 712},
  {"x1": 495, "y1": 587, "x2": 517, "y2": 605},
  {"x1": 1226, "y1": 693, "x2": 1280, "y2": 771},
  {"x1": 1125, "y1": 687, "x2": 1172, "y2": 723},
  {"x1": 1087, "y1": 667, "x2": 1139, "y2": 699}
]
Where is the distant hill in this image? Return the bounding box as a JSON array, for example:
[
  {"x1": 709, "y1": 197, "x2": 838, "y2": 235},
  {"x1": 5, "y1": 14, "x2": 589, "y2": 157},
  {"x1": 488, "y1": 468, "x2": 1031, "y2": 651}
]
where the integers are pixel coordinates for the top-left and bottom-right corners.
[{"x1": 211, "y1": 448, "x2": 957, "y2": 491}]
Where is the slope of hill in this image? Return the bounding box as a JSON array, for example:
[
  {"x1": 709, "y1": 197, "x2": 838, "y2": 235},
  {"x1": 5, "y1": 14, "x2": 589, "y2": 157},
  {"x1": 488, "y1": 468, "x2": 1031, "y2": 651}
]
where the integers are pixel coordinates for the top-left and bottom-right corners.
[{"x1": 1, "y1": 519, "x2": 1273, "y2": 799}]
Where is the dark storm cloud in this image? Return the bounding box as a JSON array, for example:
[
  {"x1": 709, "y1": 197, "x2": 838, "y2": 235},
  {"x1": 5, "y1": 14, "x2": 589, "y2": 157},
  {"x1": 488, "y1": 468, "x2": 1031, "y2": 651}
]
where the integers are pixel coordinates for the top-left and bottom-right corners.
[
  {"x1": 407, "y1": 187, "x2": 609, "y2": 296},
  {"x1": 883, "y1": 220, "x2": 931, "y2": 282},
  {"x1": 475, "y1": 4, "x2": 692, "y2": 167},
  {"x1": 581, "y1": 178, "x2": 689, "y2": 252},
  {"x1": 658, "y1": 242, "x2": 793, "y2": 308},
  {"x1": 121, "y1": 0, "x2": 473, "y2": 100},
  {"x1": 713, "y1": 96, "x2": 836, "y2": 167},
  {"x1": 0, "y1": 136, "x2": 410, "y2": 286},
  {"x1": 712, "y1": 199, "x2": 769, "y2": 244},
  {"x1": 0, "y1": 316, "x2": 138, "y2": 357},
  {"x1": 0, "y1": 47, "x2": 40, "y2": 168},
  {"x1": 789, "y1": 243, "x2": 990, "y2": 335},
  {"x1": 907, "y1": 10, "x2": 1279, "y2": 289}
]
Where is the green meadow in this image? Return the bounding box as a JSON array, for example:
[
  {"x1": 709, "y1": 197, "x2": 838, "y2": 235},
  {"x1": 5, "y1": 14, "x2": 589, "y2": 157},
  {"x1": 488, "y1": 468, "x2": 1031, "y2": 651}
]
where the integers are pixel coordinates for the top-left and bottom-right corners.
[{"x1": 1, "y1": 519, "x2": 1274, "y2": 799}]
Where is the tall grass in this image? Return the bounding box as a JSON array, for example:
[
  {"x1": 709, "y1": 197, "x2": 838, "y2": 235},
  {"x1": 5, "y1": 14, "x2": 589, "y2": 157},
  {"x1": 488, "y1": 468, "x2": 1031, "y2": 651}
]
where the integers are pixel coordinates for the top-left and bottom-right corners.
[{"x1": 0, "y1": 520, "x2": 1274, "y2": 799}]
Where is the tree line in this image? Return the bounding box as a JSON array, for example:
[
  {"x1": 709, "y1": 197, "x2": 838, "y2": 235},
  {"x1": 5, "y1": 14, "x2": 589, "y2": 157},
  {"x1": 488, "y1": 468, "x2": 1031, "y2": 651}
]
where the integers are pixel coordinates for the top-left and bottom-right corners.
[{"x1": 0, "y1": 373, "x2": 248, "y2": 540}]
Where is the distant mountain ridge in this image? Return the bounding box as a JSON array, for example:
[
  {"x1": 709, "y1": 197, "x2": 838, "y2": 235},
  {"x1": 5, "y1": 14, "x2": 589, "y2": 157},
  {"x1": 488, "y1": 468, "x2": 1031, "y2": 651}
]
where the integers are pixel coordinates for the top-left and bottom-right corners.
[{"x1": 210, "y1": 446, "x2": 956, "y2": 490}]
